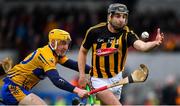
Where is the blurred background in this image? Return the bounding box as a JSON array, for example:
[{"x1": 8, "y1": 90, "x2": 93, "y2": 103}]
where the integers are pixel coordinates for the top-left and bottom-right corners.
[{"x1": 0, "y1": 0, "x2": 180, "y2": 105}]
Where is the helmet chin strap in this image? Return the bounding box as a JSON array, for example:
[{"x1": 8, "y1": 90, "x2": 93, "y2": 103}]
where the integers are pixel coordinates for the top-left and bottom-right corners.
[{"x1": 57, "y1": 50, "x2": 68, "y2": 57}]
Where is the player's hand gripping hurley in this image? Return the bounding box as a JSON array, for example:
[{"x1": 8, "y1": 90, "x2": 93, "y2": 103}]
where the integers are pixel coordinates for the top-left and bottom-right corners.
[{"x1": 88, "y1": 64, "x2": 149, "y2": 95}]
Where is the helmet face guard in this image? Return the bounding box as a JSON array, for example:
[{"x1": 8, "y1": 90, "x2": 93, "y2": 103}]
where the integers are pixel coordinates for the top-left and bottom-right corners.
[
  {"x1": 56, "y1": 40, "x2": 71, "y2": 56},
  {"x1": 107, "y1": 3, "x2": 129, "y2": 29},
  {"x1": 48, "y1": 29, "x2": 71, "y2": 56}
]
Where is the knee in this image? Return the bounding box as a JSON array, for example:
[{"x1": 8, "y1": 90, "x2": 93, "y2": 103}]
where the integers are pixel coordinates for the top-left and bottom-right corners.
[{"x1": 19, "y1": 93, "x2": 47, "y2": 105}]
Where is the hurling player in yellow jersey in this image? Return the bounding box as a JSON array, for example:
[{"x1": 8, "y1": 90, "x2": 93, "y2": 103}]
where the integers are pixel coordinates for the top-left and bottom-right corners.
[
  {"x1": 1, "y1": 29, "x2": 91, "y2": 105},
  {"x1": 78, "y1": 3, "x2": 164, "y2": 105}
]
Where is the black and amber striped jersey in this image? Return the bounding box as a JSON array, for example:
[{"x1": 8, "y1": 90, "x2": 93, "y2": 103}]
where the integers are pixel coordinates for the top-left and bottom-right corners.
[
  {"x1": 82, "y1": 22, "x2": 139, "y2": 78},
  {"x1": 6, "y1": 45, "x2": 68, "y2": 90}
]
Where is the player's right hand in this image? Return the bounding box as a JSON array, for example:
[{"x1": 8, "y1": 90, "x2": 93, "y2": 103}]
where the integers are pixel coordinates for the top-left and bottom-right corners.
[
  {"x1": 155, "y1": 28, "x2": 164, "y2": 46},
  {"x1": 78, "y1": 75, "x2": 88, "y2": 89},
  {"x1": 73, "y1": 87, "x2": 89, "y2": 98}
]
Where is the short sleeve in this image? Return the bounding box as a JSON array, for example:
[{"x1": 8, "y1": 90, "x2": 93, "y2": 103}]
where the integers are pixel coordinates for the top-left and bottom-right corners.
[
  {"x1": 37, "y1": 53, "x2": 56, "y2": 72},
  {"x1": 58, "y1": 56, "x2": 69, "y2": 64},
  {"x1": 82, "y1": 28, "x2": 94, "y2": 50},
  {"x1": 127, "y1": 30, "x2": 139, "y2": 47}
]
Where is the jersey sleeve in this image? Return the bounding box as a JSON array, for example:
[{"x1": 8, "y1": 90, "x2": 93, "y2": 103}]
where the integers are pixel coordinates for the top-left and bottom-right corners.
[
  {"x1": 61, "y1": 58, "x2": 91, "y2": 74},
  {"x1": 82, "y1": 28, "x2": 94, "y2": 50},
  {"x1": 127, "y1": 30, "x2": 139, "y2": 47},
  {"x1": 58, "y1": 56, "x2": 69, "y2": 64}
]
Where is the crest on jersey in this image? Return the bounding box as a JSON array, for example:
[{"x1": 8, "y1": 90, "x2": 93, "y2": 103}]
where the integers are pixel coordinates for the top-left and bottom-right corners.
[{"x1": 49, "y1": 58, "x2": 55, "y2": 64}]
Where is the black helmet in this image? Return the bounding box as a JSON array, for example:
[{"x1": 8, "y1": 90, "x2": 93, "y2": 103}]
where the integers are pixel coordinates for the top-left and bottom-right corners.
[{"x1": 108, "y1": 3, "x2": 129, "y2": 15}]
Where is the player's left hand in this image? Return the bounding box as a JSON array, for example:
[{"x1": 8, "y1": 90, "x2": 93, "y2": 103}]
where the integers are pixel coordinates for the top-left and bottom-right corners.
[{"x1": 155, "y1": 28, "x2": 164, "y2": 46}]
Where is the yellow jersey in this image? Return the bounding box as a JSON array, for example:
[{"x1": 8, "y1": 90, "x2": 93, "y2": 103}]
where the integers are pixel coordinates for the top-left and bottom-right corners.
[{"x1": 7, "y1": 45, "x2": 68, "y2": 90}]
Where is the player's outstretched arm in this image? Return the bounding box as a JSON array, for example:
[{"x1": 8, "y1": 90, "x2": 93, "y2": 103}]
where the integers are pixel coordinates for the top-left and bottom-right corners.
[
  {"x1": 61, "y1": 59, "x2": 91, "y2": 74},
  {"x1": 133, "y1": 28, "x2": 164, "y2": 52},
  {"x1": 45, "y1": 69, "x2": 88, "y2": 98},
  {"x1": 78, "y1": 46, "x2": 89, "y2": 88}
]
